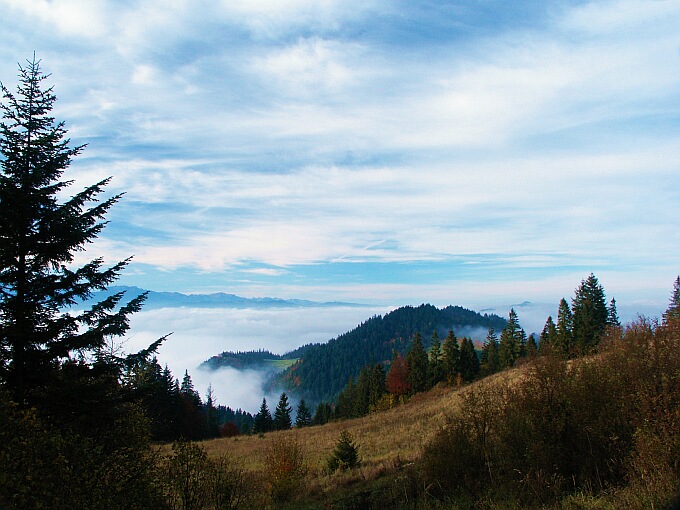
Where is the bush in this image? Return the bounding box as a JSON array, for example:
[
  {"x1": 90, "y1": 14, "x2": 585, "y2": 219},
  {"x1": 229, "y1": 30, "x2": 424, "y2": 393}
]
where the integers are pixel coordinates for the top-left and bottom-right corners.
[
  {"x1": 264, "y1": 437, "x2": 307, "y2": 504},
  {"x1": 165, "y1": 440, "x2": 248, "y2": 510},
  {"x1": 327, "y1": 430, "x2": 361, "y2": 473}
]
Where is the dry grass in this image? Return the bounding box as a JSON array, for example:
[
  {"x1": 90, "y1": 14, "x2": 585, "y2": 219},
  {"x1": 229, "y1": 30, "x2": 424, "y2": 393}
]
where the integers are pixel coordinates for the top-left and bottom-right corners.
[{"x1": 196, "y1": 367, "x2": 523, "y2": 481}]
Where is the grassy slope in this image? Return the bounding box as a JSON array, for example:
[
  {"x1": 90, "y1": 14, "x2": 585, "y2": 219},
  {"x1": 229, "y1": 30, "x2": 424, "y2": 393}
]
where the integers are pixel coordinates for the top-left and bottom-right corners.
[{"x1": 199, "y1": 367, "x2": 522, "y2": 478}]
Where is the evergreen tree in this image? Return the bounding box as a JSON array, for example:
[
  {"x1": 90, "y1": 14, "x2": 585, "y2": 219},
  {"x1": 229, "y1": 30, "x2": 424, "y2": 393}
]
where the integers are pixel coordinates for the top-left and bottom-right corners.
[
  {"x1": 607, "y1": 298, "x2": 620, "y2": 327},
  {"x1": 428, "y1": 331, "x2": 445, "y2": 386},
  {"x1": 312, "y1": 402, "x2": 333, "y2": 426},
  {"x1": 480, "y1": 326, "x2": 500, "y2": 375},
  {"x1": 273, "y1": 392, "x2": 293, "y2": 430},
  {"x1": 539, "y1": 316, "x2": 557, "y2": 354},
  {"x1": 499, "y1": 309, "x2": 523, "y2": 368},
  {"x1": 526, "y1": 333, "x2": 538, "y2": 357},
  {"x1": 180, "y1": 370, "x2": 201, "y2": 405},
  {"x1": 0, "y1": 57, "x2": 166, "y2": 507},
  {"x1": 405, "y1": 333, "x2": 428, "y2": 393},
  {"x1": 0, "y1": 56, "x2": 164, "y2": 414},
  {"x1": 205, "y1": 384, "x2": 220, "y2": 438},
  {"x1": 326, "y1": 430, "x2": 360, "y2": 472},
  {"x1": 571, "y1": 274, "x2": 608, "y2": 355},
  {"x1": 663, "y1": 276, "x2": 680, "y2": 323},
  {"x1": 458, "y1": 337, "x2": 480, "y2": 382},
  {"x1": 442, "y1": 330, "x2": 459, "y2": 385},
  {"x1": 295, "y1": 399, "x2": 312, "y2": 428},
  {"x1": 367, "y1": 362, "x2": 387, "y2": 411},
  {"x1": 556, "y1": 298, "x2": 574, "y2": 357},
  {"x1": 253, "y1": 397, "x2": 274, "y2": 433}
]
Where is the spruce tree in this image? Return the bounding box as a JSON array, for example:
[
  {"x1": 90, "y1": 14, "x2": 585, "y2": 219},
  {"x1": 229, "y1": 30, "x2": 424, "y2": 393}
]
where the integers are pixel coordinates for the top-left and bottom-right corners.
[
  {"x1": 428, "y1": 331, "x2": 445, "y2": 386},
  {"x1": 273, "y1": 392, "x2": 293, "y2": 430},
  {"x1": 663, "y1": 276, "x2": 680, "y2": 323},
  {"x1": 607, "y1": 298, "x2": 620, "y2": 327},
  {"x1": 0, "y1": 57, "x2": 166, "y2": 508},
  {"x1": 253, "y1": 397, "x2": 274, "y2": 433},
  {"x1": 295, "y1": 399, "x2": 312, "y2": 428},
  {"x1": 0, "y1": 57, "x2": 164, "y2": 408},
  {"x1": 555, "y1": 298, "x2": 574, "y2": 357},
  {"x1": 442, "y1": 329, "x2": 459, "y2": 384},
  {"x1": 458, "y1": 337, "x2": 480, "y2": 382},
  {"x1": 405, "y1": 332, "x2": 428, "y2": 393},
  {"x1": 571, "y1": 274, "x2": 608, "y2": 355},
  {"x1": 480, "y1": 326, "x2": 500, "y2": 375},
  {"x1": 499, "y1": 309, "x2": 522, "y2": 368},
  {"x1": 539, "y1": 316, "x2": 557, "y2": 354}
]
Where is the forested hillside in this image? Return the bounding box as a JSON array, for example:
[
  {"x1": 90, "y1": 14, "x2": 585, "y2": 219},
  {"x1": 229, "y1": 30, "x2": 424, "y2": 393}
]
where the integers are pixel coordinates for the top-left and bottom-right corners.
[{"x1": 270, "y1": 304, "x2": 506, "y2": 402}]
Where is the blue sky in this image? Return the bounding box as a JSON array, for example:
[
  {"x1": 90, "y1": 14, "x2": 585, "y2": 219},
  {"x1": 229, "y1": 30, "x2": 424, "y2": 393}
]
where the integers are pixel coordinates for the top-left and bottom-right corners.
[{"x1": 2, "y1": 0, "x2": 679, "y2": 316}]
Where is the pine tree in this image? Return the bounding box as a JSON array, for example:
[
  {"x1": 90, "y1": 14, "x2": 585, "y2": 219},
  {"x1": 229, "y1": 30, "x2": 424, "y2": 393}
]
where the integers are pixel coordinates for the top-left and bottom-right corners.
[
  {"x1": 405, "y1": 333, "x2": 428, "y2": 393},
  {"x1": 273, "y1": 392, "x2": 293, "y2": 430},
  {"x1": 607, "y1": 298, "x2": 620, "y2": 327},
  {"x1": 0, "y1": 57, "x2": 166, "y2": 507},
  {"x1": 459, "y1": 337, "x2": 480, "y2": 382},
  {"x1": 499, "y1": 309, "x2": 522, "y2": 368},
  {"x1": 442, "y1": 329, "x2": 459, "y2": 385},
  {"x1": 428, "y1": 331, "x2": 445, "y2": 386},
  {"x1": 0, "y1": 57, "x2": 164, "y2": 409},
  {"x1": 539, "y1": 316, "x2": 557, "y2": 354},
  {"x1": 480, "y1": 326, "x2": 500, "y2": 376},
  {"x1": 295, "y1": 399, "x2": 312, "y2": 428},
  {"x1": 572, "y1": 273, "x2": 608, "y2": 355},
  {"x1": 205, "y1": 384, "x2": 220, "y2": 438},
  {"x1": 253, "y1": 397, "x2": 274, "y2": 433},
  {"x1": 663, "y1": 276, "x2": 680, "y2": 323},
  {"x1": 526, "y1": 333, "x2": 538, "y2": 357},
  {"x1": 326, "y1": 430, "x2": 360, "y2": 472},
  {"x1": 556, "y1": 298, "x2": 574, "y2": 357}
]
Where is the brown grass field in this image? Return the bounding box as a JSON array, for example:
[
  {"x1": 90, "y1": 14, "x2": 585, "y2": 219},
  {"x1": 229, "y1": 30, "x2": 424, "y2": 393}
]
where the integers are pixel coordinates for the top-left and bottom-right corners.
[{"x1": 194, "y1": 367, "x2": 522, "y2": 480}]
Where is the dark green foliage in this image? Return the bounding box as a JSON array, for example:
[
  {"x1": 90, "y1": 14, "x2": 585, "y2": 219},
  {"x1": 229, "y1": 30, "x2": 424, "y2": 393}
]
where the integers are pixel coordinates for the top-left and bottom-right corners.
[
  {"x1": 334, "y1": 362, "x2": 387, "y2": 419},
  {"x1": 458, "y1": 337, "x2": 480, "y2": 382},
  {"x1": 498, "y1": 308, "x2": 523, "y2": 368},
  {"x1": 273, "y1": 392, "x2": 292, "y2": 430},
  {"x1": 427, "y1": 330, "x2": 445, "y2": 386},
  {"x1": 0, "y1": 58, "x2": 169, "y2": 509},
  {"x1": 295, "y1": 399, "x2": 312, "y2": 427},
  {"x1": 327, "y1": 430, "x2": 360, "y2": 472},
  {"x1": 313, "y1": 401, "x2": 333, "y2": 425},
  {"x1": 663, "y1": 275, "x2": 680, "y2": 323},
  {"x1": 556, "y1": 297, "x2": 574, "y2": 357},
  {"x1": 0, "y1": 388, "x2": 166, "y2": 510},
  {"x1": 608, "y1": 297, "x2": 620, "y2": 327},
  {"x1": 572, "y1": 273, "x2": 608, "y2": 355},
  {"x1": 253, "y1": 397, "x2": 274, "y2": 433},
  {"x1": 441, "y1": 329, "x2": 459, "y2": 384},
  {"x1": 539, "y1": 316, "x2": 557, "y2": 354},
  {"x1": 480, "y1": 326, "x2": 500, "y2": 376},
  {"x1": 273, "y1": 304, "x2": 505, "y2": 403},
  {"x1": 405, "y1": 333, "x2": 428, "y2": 393}
]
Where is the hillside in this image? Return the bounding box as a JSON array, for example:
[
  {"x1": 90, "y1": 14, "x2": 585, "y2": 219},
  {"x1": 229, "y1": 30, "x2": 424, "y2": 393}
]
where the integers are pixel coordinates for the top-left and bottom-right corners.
[{"x1": 272, "y1": 303, "x2": 506, "y2": 402}]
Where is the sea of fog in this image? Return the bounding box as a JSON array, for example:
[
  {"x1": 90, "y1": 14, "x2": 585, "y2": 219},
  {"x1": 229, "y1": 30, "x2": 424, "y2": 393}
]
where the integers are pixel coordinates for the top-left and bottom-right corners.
[
  {"x1": 123, "y1": 305, "x2": 392, "y2": 413},
  {"x1": 121, "y1": 301, "x2": 665, "y2": 414}
]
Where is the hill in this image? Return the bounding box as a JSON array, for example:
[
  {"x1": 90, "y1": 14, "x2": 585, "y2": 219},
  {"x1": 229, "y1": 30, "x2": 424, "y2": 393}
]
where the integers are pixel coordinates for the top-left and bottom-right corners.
[{"x1": 270, "y1": 303, "x2": 506, "y2": 402}]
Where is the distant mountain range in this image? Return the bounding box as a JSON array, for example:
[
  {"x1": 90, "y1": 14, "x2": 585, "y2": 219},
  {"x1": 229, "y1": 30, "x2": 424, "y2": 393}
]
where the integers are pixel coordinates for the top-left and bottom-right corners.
[{"x1": 80, "y1": 286, "x2": 366, "y2": 310}]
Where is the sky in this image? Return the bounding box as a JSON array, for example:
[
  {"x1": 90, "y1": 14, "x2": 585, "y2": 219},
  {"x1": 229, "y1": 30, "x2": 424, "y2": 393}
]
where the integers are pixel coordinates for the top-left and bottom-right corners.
[{"x1": 1, "y1": 1, "x2": 679, "y2": 319}]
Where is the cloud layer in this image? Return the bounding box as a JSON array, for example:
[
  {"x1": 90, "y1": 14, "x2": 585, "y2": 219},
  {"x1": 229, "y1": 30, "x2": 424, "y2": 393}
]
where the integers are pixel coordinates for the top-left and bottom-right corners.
[{"x1": 1, "y1": 0, "x2": 678, "y2": 314}]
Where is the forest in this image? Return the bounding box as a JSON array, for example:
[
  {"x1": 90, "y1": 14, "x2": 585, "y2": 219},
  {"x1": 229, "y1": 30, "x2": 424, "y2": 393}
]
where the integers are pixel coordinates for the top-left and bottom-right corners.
[{"x1": 1, "y1": 59, "x2": 679, "y2": 509}]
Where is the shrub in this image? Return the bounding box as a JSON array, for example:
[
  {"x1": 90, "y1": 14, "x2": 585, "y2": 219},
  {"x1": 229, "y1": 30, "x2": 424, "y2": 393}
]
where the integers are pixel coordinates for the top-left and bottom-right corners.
[
  {"x1": 327, "y1": 430, "x2": 361, "y2": 473},
  {"x1": 264, "y1": 437, "x2": 307, "y2": 504}
]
